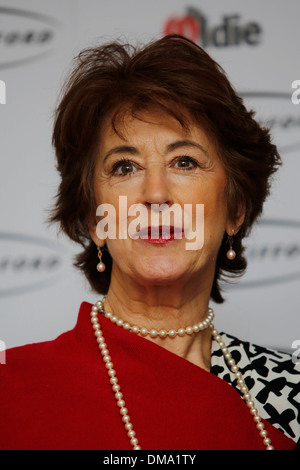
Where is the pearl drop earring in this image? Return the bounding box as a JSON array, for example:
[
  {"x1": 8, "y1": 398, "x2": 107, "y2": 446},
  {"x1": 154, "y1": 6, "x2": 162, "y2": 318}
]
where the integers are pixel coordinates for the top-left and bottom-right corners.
[
  {"x1": 226, "y1": 230, "x2": 236, "y2": 260},
  {"x1": 97, "y1": 246, "x2": 106, "y2": 272}
]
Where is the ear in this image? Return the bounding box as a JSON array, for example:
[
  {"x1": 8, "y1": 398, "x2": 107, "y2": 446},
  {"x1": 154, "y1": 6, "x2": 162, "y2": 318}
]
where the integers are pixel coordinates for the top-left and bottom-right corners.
[
  {"x1": 225, "y1": 205, "x2": 245, "y2": 236},
  {"x1": 88, "y1": 220, "x2": 106, "y2": 248}
]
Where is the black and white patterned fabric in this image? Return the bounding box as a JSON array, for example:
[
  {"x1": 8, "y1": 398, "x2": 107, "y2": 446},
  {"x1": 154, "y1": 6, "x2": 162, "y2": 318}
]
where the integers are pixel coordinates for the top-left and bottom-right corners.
[{"x1": 210, "y1": 332, "x2": 300, "y2": 445}]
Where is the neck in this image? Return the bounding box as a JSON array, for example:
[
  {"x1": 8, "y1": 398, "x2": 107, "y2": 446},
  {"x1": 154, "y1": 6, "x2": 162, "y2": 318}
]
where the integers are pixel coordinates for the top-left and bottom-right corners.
[{"x1": 102, "y1": 268, "x2": 214, "y2": 371}]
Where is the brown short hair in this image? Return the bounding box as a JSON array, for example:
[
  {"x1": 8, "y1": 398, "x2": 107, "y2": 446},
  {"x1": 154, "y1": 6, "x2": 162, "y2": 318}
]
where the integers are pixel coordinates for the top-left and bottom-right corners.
[{"x1": 50, "y1": 34, "x2": 281, "y2": 303}]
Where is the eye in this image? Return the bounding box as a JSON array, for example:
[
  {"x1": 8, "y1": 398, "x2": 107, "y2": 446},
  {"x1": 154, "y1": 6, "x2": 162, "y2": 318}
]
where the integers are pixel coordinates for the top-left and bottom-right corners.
[
  {"x1": 111, "y1": 159, "x2": 137, "y2": 176},
  {"x1": 173, "y1": 156, "x2": 198, "y2": 170}
]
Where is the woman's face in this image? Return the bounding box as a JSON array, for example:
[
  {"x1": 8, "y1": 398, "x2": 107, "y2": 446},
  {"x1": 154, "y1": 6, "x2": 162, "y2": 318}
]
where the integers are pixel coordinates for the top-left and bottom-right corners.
[{"x1": 92, "y1": 109, "x2": 235, "y2": 289}]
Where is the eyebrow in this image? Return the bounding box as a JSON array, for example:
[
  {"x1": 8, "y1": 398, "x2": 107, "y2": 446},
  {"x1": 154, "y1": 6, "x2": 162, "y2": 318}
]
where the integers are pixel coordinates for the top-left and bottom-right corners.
[
  {"x1": 166, "y1": 140, "x2": 210, "y2": 157},
  {"x1": 103, "y1": 139, "x2": 210, "y2": 163},
  {"x1": 103, "y1": 145, "x2": 138, "y2": 163}
]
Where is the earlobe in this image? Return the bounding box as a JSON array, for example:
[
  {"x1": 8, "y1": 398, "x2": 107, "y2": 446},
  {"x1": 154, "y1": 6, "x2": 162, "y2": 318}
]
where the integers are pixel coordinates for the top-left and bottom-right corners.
[
  {"x1": 226, "y1": 207, "x2": 245, "y2": 237},
  {"x1": 88, "y1": 223, "x2": 106, "y2": 248}
]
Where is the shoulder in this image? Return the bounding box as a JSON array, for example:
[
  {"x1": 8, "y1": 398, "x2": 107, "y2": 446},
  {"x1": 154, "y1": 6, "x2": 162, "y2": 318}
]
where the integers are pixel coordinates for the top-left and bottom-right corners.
[
  {"x1": 0, "y1": 302, "x2": 93, "y2": 380},
  {"x1": 211, "y1": 332, "x2": 300, "y2": 443},
  {"x1": 0, "y1": 330, "x2": 74, "y2": 391}
]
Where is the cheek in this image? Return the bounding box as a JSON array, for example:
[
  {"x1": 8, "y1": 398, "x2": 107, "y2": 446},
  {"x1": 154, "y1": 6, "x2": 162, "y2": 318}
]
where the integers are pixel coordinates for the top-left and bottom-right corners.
[
  {"x1": 201, "y1": 180, "x2": 228, "y2": 236},
  {"x1": 204, "y1": 191, "x2": 226, "y2": 216},
  {"x1": 191, "y1": 175, "x2": 227, "y2": 216},
  {"x1": 94, "y1": 175, "x2": 111, "y2": 205},
  {"x1": 206, "y1": 172, "x2": 227, "y2": 207}
]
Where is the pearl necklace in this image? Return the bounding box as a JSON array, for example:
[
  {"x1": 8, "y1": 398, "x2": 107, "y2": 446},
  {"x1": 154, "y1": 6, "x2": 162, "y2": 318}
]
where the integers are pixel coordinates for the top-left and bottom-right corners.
[
  {"x1": 90, "y1": 299, "x2": 274, "y2": 450},
  {"x1": 98, "y1": 295, "x2": 215, "y2": 339}
]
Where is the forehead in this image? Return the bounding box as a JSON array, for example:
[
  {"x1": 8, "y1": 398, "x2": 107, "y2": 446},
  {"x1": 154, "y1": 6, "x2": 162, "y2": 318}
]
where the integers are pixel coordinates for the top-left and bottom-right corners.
[
  {"x1": 98, "y1": 106, "x2": 213, "y2": 152},
  {"x1": 103, "y1": 106, "x2": 186, "y2": 133}
]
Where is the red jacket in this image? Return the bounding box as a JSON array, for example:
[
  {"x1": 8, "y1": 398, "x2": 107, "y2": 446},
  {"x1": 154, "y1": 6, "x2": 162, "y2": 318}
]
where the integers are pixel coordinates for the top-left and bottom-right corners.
[{"x1": 0, "y1": 302, "x2": 295, "y2": 450}]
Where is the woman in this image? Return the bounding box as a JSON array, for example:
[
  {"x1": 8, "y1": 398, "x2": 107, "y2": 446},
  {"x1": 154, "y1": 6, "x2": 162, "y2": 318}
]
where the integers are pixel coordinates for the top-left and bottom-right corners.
[{"x1": 1, "y1": 34, "x2": 299, "y2": 451}]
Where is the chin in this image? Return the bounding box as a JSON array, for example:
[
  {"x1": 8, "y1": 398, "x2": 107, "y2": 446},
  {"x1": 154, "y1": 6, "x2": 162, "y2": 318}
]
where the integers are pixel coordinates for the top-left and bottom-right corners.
[{"x1": 131, "y1": 256, "x2": 189, "y2": 285}]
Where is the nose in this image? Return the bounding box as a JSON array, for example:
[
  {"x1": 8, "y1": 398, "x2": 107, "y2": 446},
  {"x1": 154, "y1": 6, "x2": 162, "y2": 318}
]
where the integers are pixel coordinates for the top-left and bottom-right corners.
[{"x1": 143, "y1": 163, "x2": 172, "y2": 207}]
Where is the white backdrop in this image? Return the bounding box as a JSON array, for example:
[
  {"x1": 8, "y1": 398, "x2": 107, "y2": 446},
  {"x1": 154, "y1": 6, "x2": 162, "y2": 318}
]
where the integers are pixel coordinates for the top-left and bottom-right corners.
[{"x1": 0, "y1": 0, "x2": 299, "y2": 354}]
